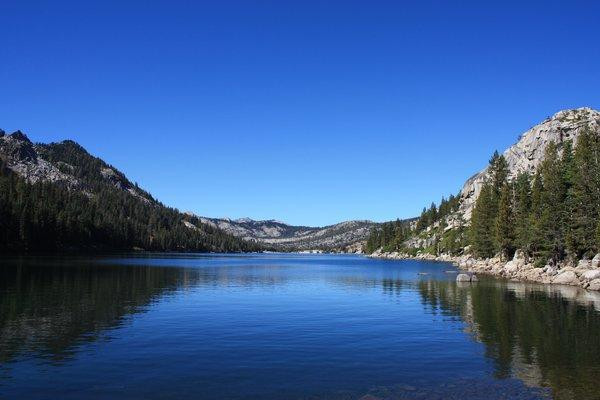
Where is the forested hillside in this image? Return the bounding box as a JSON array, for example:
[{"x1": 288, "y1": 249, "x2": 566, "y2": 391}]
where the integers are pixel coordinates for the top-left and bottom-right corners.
[
  {"x1": 365, "y1": 195, "x2": 463, "y2": 255},
  {"x1": 0, "y1": 131, "x2": 261, "y2": 253},
  {"x1": 469, "y1": 130, "x2": 600, "y2": 265},
  {"x1": 366, "y1": 108, "x2": 600, "y2": 267}
]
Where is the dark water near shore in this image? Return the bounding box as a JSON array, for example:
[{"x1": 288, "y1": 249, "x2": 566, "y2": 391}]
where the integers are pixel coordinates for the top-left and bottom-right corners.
[{"x1": 1, "y1": 254, "x2": 600, "y2": 400}]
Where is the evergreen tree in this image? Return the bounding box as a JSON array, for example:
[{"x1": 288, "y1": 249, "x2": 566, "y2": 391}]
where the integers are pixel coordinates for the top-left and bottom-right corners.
[
  {"x1": 513, "y1": 172, "x2": 532, "y2": 252},
  {"x1": 0, "y1": 145, "x2": 263, "y2": 254},
  {"x1": 495, "y1": 182, "x2": 515, "y2": 258},
  {"x1": 533, "y1": 142, "x2": 567, "y2": 263},
  {"x1": 470, "y1": 182, "x2": 496, "y2": 258},
  {"x1": 567, "y1": 131, "x2": 600, "y2": 257},
  {"x1": 489, "y1": 151, "x2": 509, "y2": 202},
  {"x1": 469, "y1": 151, "x2": 509, "y2": 258}
]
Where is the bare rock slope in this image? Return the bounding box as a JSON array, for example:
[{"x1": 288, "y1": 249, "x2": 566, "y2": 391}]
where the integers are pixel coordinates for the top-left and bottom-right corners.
[
  {"x1": 459, "y1": 107, "x2": 600, "y2": 220},
  {"x1": 195, "y1": 216, "x2": 376, "y2": 252}
]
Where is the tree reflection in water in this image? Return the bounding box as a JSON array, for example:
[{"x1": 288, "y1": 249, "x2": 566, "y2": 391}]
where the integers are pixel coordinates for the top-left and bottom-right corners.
[{"x1": 417, "y1": 278, "x2": 600, "y2": 400}]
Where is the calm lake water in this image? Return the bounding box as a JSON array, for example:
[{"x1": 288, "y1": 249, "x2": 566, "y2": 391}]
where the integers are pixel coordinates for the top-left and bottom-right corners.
[{"x1": 2, "y1": 254, "x2": 600, "y2": 400}]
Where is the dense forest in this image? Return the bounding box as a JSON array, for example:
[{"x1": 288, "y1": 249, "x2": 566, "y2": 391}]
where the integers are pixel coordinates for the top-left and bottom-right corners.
[
  {"x1": 0, "y1": 140, "x2": 261, "y2": 253},
  {"x1": 367, "y1": 129, "x2": 600, "y2": 266},
  {"x1": 470, "y1": 129, "x2": 600, "y2": 264},
  {"x1": 365, "y1": 194, "x2": 462, "y2": 254},
  {"x1": 365, "y1": 218, "x2": 412, "y2": 254}
]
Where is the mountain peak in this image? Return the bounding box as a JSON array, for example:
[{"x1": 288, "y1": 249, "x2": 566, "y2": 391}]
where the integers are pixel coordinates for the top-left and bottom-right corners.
[
  {"x1": 9, "y1": 130, "x2": 32, "y2": 143},
  {"x1": 0, "y1": 130, "x2": 37, "y2": 162},
  {"x1": 551, "y1": 107, "x2": 599, "y2": 120}
]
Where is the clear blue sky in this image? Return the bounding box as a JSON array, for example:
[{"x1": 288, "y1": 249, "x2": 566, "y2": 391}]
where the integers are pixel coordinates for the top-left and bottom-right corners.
[{"x1": 1, "y1": 1, "x2": 599, "y2": 226}]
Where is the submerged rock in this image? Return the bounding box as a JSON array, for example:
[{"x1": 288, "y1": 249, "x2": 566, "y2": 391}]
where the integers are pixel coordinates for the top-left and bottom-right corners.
[{"x1": 456, "y1": 273, "x2": 472, "y2": 282}]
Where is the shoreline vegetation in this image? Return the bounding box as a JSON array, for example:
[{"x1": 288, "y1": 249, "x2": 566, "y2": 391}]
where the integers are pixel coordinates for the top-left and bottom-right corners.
[
  {"x1": 365, "y1": 110, "x2": 600, "y2": 293},
  {"x1": 368, "y1": 249, "x2": 600, "y2": 292}
]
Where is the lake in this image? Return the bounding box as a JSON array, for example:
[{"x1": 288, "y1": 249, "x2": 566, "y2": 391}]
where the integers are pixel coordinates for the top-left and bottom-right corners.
[{"x1": 1, "y1": 253, "x2": 600, "y2": 399}]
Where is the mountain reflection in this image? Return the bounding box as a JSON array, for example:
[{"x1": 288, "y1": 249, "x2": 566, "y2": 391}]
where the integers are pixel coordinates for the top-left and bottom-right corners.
[
  {"x1": 0, "y1": 258, "x2": 184, "y2": 364},
  {"x1": 3, "y1": 256, "x2": 600, "y2": 400},
  {"x1": 416, "y1": 279, "x2": 600, "y2": 400},
  {"x1": 0, "y1": 256, "x2": 302, "y2": 367}
]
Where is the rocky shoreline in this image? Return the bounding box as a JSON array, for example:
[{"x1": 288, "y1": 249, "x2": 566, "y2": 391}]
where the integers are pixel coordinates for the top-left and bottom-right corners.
[{"x1": 368, "y1": 249, "x2": 600, "y2": 292}]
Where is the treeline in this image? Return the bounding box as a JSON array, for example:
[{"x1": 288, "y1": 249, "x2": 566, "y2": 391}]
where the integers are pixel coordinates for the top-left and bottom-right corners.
[
  {"x1": 365, "y1": 219, "x2": 412, "y2": 253},
  {"x1": 470, "y1": 129, "x2": 600, "y2": 264},
  {"x1": 0, "y1": 143, "x2": 261, "y2": 253},
  {"x1": 415, "y1": 194, "x2": 460, "y2": 232},
  {"x1": 365, "y1": 193, "x2": 462, "y2": 254},
  {"x1": 366, "y1": 129, "x2": 600, "y2": 262}
]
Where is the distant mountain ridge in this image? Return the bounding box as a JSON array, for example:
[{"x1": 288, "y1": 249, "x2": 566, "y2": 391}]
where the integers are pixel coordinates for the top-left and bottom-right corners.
[
  {"x1": 191, "y1": 215, "x2": 378, "y2": 252},
  {"x1": 0, "y1": 129, "x2": 374, "y2": 253}
]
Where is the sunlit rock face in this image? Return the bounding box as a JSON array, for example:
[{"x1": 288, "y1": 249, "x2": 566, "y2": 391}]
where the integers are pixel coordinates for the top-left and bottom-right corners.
[
  {"x1": 194, "y1": 215, "x2": 377, "y2": 251},
  {"x1": 0, "y1": 131, "x2": 153, "y2": 201},
  {"x1": 0, "y1": 131, "x2": 80, "y2": 189},
  {"x1": 459, "y1": 107, "x2": 600, "y2": 220}
]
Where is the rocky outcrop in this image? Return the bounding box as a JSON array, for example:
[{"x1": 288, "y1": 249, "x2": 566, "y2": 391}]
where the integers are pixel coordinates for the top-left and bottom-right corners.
[
  {"x1": 99, "y1": 166, "x2": 150, "y2": 203},
  {"x1": 192, "y1": 215, "x2": 376, "y2": 252},
  {"x1": 459, "y1": 107, "x2": 600, "y2": 220},
  {"x1": 0, "y1": 131, "x2": 80, "y2": 189},
  {"x1": 0, "y1": 130, "x2": 156, "y2": 202},
  {"x1": 370, "y1": 249, "x2": 600, "y2": 292}
]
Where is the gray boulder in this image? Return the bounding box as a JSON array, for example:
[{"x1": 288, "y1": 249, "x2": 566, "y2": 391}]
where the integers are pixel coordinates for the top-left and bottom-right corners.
[
  {"x1": 578, "y1": 259, "x2": 592, "y2": 269},
  {"x1": 553, "y1": 271, "x2": 580, "y2": 286},
  {"x1": 592, "y1": 254, "x2": 600, "y2": 269},
  {"x1": 581, "y1": 269, "x2": 600, "y2": 281},
  {"x1": 504, "y1": 261, "x2": 519, "y2": 274},
  {"x1": 588, "y1": 279, "x2": 600, "y2": 291}
]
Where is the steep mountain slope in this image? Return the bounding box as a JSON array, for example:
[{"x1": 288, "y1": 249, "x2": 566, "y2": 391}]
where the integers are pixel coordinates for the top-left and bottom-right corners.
[
  {"x1": 367, "y1": 107, "x2": 600, "y2": 257},
  {"x1": 0, "y1": 130, "x2": 260, "y2": 253},
  {"x1": 195, "y1": 216, "x2": 377, "y2": 252},
  {"x1": 459, "y1": 107, "x2": 600, "y2": 220}
]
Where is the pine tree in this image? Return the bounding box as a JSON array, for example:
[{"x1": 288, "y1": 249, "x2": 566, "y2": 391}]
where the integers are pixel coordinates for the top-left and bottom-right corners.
[
  {"x1": 489, "y1": 151, "x2": 509, "y2": 204},
  {"x1": 469, "y1": 151, "x2": 509, "y2": 258},
  {"x1": 534, "y1": 142, "x2": 567, "y2": 264},
  {"x1": 513, "y1": 172, "x2": 532, "y2": 252},
  {"x1": 495, "y1": 182, "x2": 515, "y2": 258},
  {"x1": 567, "y1": 131, "x2": 600, "y2": 257},
  {"x1": 470, "y1": 182, "x2": 496, "y2": 258},
  {"x1": 529, "y1": 171, "x2": 545, "y2": 263}
]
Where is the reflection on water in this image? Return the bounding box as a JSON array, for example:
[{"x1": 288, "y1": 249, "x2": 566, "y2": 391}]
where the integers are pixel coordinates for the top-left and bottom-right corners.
[
  {"x1": 0, "y1": 254, "x2": 599, "y2": 399},
  {"x1": 0, "y1": 258, "x2": 182, "y2": 364},
  {"x1": 418, "y1": 278, "x2": 600, "y2": 400}
]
